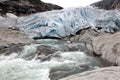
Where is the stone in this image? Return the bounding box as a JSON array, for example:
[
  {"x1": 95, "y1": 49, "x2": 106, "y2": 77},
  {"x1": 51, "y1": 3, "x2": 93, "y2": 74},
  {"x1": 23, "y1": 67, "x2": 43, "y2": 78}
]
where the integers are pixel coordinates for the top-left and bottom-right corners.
[
  {"x1": 6, "y1": 13, "x2": 18, "y2": 18},
  {"x1": 60, "y1": 67, "x2": 120, "y2": 80},
  {"x1": 0, "y1": 29, "x2": 34, "y2": 55},
  {"x1": 91, "y1": 31, "x2": 120, "y2": 65},
  {"x1": 64, "y1": 29, "x2": 120, "y2": 65},
  {"x1": 0, "y1": 0, "x2": 63, "y2": 16}
]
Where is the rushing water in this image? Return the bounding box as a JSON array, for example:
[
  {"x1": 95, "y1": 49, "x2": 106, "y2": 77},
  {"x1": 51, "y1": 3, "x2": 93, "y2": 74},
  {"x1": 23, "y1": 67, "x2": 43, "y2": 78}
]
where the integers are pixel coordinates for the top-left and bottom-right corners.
[{"x1": 0, "y1": 39, "x2": 108, "y2": 80}]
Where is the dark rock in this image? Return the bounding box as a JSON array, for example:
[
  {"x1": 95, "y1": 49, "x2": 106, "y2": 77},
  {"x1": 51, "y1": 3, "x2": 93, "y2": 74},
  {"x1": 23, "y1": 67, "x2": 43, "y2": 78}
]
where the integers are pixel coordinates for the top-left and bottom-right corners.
[
  {"x1": 37, "y1": 45, "x2": 62, "y2": 55},
  {"x1": 60, "y1": 67, "x2": 120, "y2": 80},
  {"x1": 0, "y1": 0, "x2": 63, "y2": 16},
  {"x1": 91, "y1": 0, "x2": 120, "y2": 10},
  {"x1": 0, "y1": 44, "x2": 23, "y2": 55},
  {"x1": 49, "y1": 65, "x2": 90, "y2": 80}
]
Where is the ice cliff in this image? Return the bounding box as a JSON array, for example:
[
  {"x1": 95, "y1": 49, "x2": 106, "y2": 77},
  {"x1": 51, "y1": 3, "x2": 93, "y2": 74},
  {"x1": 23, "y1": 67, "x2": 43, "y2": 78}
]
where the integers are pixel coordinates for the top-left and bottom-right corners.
[{"x1": 0, "y1": 7, "x2": 120, "y2": 39}]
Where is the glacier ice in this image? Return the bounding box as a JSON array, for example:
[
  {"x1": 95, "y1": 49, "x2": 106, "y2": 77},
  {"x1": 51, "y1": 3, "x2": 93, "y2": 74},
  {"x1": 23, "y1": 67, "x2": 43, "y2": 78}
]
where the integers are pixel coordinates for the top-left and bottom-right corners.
[{"x1": 0, "y1": 7, "x2": 120, "y2": 38}]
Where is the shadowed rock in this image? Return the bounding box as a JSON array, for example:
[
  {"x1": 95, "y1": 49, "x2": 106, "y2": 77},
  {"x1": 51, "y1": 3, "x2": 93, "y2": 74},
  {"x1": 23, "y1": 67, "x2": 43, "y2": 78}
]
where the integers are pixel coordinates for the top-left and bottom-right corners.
[{"x1": 0, "y1": 0, "x2": 63, "y2": 16}]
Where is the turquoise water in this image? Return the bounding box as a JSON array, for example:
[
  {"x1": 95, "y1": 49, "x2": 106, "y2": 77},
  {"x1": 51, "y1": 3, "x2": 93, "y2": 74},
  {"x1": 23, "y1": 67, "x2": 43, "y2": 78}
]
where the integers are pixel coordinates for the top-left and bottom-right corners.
[{"x1": 0, "y1": 39, "x2": 107, "y2": 80}]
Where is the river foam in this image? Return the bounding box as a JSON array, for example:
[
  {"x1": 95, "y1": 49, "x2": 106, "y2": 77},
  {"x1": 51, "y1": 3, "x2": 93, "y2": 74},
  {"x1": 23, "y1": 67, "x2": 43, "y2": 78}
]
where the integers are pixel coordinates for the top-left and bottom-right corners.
[{"x1": 0, "y1": 51, "x2": 105, "y2": 80}]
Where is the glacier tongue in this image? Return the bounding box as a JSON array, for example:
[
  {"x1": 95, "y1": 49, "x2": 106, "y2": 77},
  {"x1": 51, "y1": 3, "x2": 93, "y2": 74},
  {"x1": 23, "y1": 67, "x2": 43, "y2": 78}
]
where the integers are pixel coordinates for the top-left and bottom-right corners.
[
  {"x1": 0, "y1": 7, "x2": 120, "y2": 38},
  {"x1": 17, "y1": 7, "x2": 100, "y2": 38},
  {"x1": 16, "y1": 7, "x2": 120, "y2": 38}
]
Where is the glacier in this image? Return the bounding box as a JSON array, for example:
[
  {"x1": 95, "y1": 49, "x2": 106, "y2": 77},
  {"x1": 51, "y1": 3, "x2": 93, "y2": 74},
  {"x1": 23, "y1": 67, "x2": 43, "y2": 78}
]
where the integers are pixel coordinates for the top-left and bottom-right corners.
[{"x1": 0, "y1": 7, "x2": 120, "y2": 38}]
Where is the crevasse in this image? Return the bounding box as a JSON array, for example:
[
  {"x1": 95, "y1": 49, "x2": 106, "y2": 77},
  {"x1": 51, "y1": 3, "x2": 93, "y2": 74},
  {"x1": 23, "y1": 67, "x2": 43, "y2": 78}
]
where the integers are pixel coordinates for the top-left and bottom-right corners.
[{"x1": 0, "y1": 7, "x2": 120, "y2": 38}]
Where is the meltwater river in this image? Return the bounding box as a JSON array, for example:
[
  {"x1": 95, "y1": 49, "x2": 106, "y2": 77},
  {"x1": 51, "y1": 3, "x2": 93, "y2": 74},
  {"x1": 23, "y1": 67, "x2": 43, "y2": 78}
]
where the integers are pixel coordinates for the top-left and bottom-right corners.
[{"x1": 0, "y1": 39, "x2": 109, "y2": 80}]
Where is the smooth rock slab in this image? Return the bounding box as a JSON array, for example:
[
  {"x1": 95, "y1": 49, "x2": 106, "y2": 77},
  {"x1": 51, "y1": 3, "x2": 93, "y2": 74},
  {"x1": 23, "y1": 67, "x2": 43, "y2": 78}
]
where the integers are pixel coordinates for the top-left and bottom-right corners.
[
  {"x1": 60, "y1": 67, "x2": 120, "y2": 80},
  {"x1": 0, "y1": 29, "x2": 33, "y2": 55},
  {"x1": 0, "y1": 29, "x2": 34, "y2": 46}
]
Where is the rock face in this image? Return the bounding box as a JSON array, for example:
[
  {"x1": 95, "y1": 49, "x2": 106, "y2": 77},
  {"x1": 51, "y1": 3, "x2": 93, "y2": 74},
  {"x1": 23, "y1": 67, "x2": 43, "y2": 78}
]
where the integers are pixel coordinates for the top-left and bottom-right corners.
[
  {"x1": 0, "y1": 0, "x2": 63, "y2": 16},
  {"x1": 0, "y1": 29, "x2": 33, "y2": 46},
  {"x1": 60, "y1": 67, "x2": 120, "y2": 80},
  {"x1": 92, "y1": 0, "x2": 120, "y2": 10},
  {"x1": 91, "y1": 31, "x2": 120, "y2": 65},
  {"x1": 0, "y1": 29, "x2": 33, "y2": 55},
  {"x1": 64, "y1": 29, "x2": 120, "y2": 65}
]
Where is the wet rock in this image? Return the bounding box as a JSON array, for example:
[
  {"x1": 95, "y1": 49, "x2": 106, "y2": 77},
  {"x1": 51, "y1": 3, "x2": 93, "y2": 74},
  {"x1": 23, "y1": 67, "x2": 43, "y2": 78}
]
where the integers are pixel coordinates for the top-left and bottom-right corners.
[
  {"x1": 50, "y1": 65, "x2": 91, "y2": 80},
  {"x1": 35, "y1": 40, "x2": 86, "y2": 61},
  {"x1": 60, "y1": 67, "x2": 120, "y2": 80},
  {"x1": 0, "y1": 0, "x2": 63, "y2": 16},
  {"x1": 49, "y1": 51, "x2": 111, "y2": 80},
  {"x1": 14, "y1": 39, "x2": 87, "y2": 60},
  {"x1": 37, "y1": 45, "x2": 61, "y2": 56},
  {"x1": 36, "y1": 45, "x2": 62, "y2": 61},
  {"x1": 0, "y1": 44, "x2": 23, "y2": 55},
  {"x1": 64, "y1": 29, "x2": 120, "y2": 65}
]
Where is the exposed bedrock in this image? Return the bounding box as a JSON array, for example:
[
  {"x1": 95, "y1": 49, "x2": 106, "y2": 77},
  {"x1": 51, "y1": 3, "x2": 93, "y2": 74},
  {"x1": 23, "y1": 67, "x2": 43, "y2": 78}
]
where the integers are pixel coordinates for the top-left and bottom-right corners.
[
  {"x1": 60, "y1": 67, "x2": 120, "y2": 80},
  {"x1": 64, "y1": 29, "x2": 120, "y2": 65},
  {"x1": 0, "y1": 29, "x2": 34, "y2": 55},
  {"x1": 0, "y1": 0, "x2": 63, "y2": 16},
  {"x1": 92, "y1": 0, "x2": 120, "y2": 10}
]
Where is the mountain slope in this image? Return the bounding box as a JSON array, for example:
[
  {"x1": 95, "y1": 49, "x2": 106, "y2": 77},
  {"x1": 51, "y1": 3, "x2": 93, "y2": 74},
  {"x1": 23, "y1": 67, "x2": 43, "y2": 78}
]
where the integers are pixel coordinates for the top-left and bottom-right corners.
[
  {"x1": 0, "y1": 0, "x2": 63, "y2": 16},
  {"x1": 92, "y1": 0, "x2": 120, "y2": 10}
]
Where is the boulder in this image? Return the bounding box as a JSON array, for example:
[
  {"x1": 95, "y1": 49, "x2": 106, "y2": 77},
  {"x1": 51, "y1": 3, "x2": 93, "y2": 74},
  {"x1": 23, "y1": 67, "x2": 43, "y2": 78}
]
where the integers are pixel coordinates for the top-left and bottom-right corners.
[
  {"x1": 64, "y1": 29, "x2": 120, "y2": 65},
  {"x1": 91, "y1": 31, "x2": 120, "y2": 65}
]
